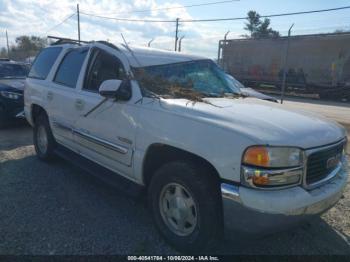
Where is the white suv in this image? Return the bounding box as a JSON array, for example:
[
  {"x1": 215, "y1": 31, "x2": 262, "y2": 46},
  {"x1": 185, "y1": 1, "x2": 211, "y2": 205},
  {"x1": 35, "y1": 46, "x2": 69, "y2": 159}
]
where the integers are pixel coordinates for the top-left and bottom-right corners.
[{"x1": 25, "y1": 40, "x2": 349, "y2": 252}]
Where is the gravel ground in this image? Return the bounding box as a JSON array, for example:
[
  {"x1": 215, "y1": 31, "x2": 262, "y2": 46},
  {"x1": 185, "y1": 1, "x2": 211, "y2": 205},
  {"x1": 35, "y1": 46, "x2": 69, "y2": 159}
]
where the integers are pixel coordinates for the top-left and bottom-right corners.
[{"x1": 0, "y1": 124, "x2": 349, "y2": 255}]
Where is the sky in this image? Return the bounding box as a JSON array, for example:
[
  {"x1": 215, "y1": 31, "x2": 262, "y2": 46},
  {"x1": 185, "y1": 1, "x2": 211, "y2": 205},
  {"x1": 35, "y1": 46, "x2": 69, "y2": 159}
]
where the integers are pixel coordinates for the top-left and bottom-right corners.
[{"x1": 0, "y1": 0, "x2": 350, "y2": 58}]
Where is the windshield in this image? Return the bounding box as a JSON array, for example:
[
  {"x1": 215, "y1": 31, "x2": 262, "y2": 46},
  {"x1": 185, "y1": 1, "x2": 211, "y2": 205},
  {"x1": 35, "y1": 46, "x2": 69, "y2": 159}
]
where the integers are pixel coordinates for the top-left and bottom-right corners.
[
  {"x1": 225, "y1": 73, "x2": 245, "y2": 89},
  {"x1": 134, "y1": 60, "x2": 241, "y2": 98},
  {"x1": 0, "y1": 63, "x2": 28, "y2": 79}
]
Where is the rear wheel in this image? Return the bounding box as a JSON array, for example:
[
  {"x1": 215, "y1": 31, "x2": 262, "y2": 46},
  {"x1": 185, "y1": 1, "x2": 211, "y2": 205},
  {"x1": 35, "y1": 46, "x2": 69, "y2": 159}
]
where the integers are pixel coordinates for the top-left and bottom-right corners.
[
  {"x1": 148, "y1": 161, "x2": 222, "y2": 252},
  {"x1": 33, "y1": 113, "x2": 56, "y2": 160}
]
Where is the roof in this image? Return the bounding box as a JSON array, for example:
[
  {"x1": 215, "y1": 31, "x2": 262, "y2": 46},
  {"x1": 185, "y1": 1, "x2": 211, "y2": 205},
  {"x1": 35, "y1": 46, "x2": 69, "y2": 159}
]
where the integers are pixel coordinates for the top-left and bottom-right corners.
[
  {"x1": 222, "y1": 31, "x2": 350, "y2": 43},
  {"x1": 48, "y1": 40, "x2": 208, "y2": 68},
  {"x1": 118, "y1": 45, "x2": 206, "y2": 67}
]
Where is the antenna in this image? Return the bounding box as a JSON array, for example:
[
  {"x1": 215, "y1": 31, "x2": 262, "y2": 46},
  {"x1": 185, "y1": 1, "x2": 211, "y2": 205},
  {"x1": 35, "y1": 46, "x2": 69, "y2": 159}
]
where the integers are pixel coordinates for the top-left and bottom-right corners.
[
  {"x1": 148, "y1": 38, "x2": 154, "y2": 47},
  {"x1": 120, "y1": 33, "x2": 142, "y2": 67}
]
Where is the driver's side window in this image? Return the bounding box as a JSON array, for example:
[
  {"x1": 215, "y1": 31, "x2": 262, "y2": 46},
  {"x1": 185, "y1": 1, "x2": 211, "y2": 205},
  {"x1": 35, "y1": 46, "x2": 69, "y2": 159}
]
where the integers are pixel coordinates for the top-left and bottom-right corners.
[{"x1": 84, "y1": 49, "x2": 126, "y2": 92}]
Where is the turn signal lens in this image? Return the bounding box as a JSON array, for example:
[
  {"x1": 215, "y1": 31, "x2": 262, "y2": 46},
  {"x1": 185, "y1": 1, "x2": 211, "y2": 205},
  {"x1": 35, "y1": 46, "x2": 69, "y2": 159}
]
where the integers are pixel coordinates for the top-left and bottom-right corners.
[
  {"x1": 252, "y1": 170, "x2": 269, "y2": 185},
  {"x1": 243, "y1": 146, "x2": 270, "y2": 167},
  {"x1": 241, "y1": 166, "x2": 302, "y2": 188}
]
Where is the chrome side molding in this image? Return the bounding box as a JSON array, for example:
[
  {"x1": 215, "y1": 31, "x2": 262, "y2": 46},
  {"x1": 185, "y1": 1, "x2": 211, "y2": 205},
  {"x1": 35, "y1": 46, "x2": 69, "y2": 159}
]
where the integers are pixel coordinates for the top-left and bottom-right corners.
[
  {"x1": 74, "y1": 129, "x2": 128, "y2": 155},
  {"x1": 52, "y1": 120, "x2": 129, "y2": 155}
]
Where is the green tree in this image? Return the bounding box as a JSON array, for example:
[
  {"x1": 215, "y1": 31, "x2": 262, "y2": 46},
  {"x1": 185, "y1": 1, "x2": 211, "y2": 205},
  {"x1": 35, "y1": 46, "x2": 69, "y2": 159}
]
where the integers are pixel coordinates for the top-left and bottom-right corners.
[
  {"x1": 244, "y1": 11, "x2": 280, "y2": 38},
  {"x1": 9, "y1": 35, "x2": 47, "y2": 61},
  {"x1": 334, "y1": 29, "x2": 350, "y2": 33},
  {"x1": 15, "y1": 36, "x2": 47, "y2": 52}
]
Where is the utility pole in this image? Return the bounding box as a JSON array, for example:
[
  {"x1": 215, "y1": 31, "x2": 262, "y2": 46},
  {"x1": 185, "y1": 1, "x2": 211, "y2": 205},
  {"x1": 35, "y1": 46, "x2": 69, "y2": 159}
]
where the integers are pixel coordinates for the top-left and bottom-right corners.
[
  {"x1": 148, "y1": 38, "x2": 154, "y2": 47},
  {"x1": 280, "y1": 23, "x2": 294, "y2": 104},
  {"x1": 77, "y1": 4, "x2": 81, "y2": 44},
  {"x1": 178, "y1": 36, "x2": 185, "y2": 52},
  {"x1": 5, "y1": 30, "x2": 10, "y2": 58},
  {"x1": 174, "y1": 18, "x2": 179, "y2": 51}
]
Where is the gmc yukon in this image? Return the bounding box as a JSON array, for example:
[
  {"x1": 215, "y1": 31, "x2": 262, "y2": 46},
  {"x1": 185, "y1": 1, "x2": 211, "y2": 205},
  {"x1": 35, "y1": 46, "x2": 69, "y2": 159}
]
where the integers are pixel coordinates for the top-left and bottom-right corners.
[{"x1": 24, "y1": 40, "x2": 349, "y2": 252}]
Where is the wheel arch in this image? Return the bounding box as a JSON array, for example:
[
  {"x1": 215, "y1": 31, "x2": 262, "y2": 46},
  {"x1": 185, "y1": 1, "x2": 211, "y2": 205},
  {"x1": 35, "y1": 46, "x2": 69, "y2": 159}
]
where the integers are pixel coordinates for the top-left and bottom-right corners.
[
  {"x1": 142, "y1": 143, "x2": 221, "y2": 188},
  {"x1": 31, "y1": 104, "x2": 48, "y2": 124}
]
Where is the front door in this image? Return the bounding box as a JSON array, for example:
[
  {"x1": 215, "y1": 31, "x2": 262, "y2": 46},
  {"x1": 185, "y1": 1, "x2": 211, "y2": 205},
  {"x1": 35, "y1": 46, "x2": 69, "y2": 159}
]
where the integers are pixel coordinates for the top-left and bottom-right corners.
[{"x1": 73, "y1": 47, "x2": 138, "y2": 178}]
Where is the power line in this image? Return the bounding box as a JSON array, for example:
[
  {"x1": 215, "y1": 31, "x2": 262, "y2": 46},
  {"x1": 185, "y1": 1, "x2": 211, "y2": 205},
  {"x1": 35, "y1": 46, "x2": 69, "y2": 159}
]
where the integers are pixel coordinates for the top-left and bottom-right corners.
[
  {"x1": 136, "y1": 0, "x2": 238, "y2": 13},
  {"x1": 181, "y1": 5, "x2": 350, "y2": 22},
  {"x1": 97, "y1": 0, "x2": 239, "y2": 15},
  {"x1": 43, "y1": 13, "x2": 76, "y2": 35},
  {"x1": 81, "y1": 5, "x2": 350, "y2": 23},
  {"x1": 80, "y1": 12, "x2": 175, "y2": 23}
]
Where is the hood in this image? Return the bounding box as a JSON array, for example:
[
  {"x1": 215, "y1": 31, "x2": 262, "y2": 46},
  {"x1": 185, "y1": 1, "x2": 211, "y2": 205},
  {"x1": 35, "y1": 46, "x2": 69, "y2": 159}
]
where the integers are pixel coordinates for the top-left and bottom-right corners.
[
  {"x1": 240, "y1": 88, "x2": 278, "y2": 102},
  {"x1": 0, "y1": 79, "x2": 25, "y2": 92},
  {"x1": 160, "y1": 97, "x2": 346, "y2": 149}
]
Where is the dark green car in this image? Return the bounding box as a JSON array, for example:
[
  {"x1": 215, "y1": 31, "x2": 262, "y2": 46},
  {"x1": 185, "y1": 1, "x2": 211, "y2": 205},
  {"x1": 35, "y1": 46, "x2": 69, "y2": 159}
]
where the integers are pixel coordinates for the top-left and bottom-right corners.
[{"x1": 0, "y1": 60, "x2": 28, "y2": 127}]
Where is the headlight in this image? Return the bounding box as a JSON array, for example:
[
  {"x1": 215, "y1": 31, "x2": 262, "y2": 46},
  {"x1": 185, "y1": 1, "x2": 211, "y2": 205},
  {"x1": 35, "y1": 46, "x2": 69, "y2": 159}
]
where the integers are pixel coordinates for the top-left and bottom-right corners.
[
  {"x1": 241, "y1": 146, "x2": 304, "y2": 188},
  {"x1": 243, "y1": 146, "x2": 303, "y2": 168},
  {"x1": 0, "y1": 91, "x2": 22, "y2": 100}
]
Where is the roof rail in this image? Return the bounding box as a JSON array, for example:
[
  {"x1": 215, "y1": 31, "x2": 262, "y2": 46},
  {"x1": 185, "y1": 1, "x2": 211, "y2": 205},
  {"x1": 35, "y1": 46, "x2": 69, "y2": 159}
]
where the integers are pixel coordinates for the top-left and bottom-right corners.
[
  {"x1": 94, "y1": 40, "x2": 120, "y2": 51},
  {"x1": 47, "y1": 36, "x2": 121, "y2": 51},
  {"x1": 48, "y1": 35, "x2": 90, "y2": 46}
]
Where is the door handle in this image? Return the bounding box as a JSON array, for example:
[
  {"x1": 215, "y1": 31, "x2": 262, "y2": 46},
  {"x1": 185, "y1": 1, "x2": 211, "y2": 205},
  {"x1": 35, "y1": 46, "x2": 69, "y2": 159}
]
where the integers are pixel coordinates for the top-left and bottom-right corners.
[
  {"x1": 47, "y1": 91, "x2": 53, "y2": 101},
  {"x1": 75, "y1": 99, "x2": 85, "y2": 110}
]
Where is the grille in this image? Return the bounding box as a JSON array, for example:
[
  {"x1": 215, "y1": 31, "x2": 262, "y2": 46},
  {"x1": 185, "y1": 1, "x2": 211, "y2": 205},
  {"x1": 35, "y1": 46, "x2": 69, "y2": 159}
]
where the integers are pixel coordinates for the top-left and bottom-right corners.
[{"x1": 306, "y1": 142, "x2": 344, "y2": 185}]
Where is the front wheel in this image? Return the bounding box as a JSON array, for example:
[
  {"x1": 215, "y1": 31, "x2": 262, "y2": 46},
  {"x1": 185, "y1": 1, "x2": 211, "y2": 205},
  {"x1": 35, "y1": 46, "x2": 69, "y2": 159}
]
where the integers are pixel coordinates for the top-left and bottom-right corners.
[
  {"x1": 33, "y1": 113, "x2": 56, "y2": 161},
  {"x1": 148, "y1": 161, "x2": 222, "y2": 252}
]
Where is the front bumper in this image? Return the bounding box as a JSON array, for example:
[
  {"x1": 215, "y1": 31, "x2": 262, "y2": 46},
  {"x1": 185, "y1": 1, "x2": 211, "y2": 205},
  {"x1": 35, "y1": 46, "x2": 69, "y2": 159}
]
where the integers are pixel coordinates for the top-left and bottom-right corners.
[
  {"x1": 221, "y1": 157, "x2": 348, "y2": 235},
  {"x1": 0, "y1": 96, "x2": 24, "y2": 121}
]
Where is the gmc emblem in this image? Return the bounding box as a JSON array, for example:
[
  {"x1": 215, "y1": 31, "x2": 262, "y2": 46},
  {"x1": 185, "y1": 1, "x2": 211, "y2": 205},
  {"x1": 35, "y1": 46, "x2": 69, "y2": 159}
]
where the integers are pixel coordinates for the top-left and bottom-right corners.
[{"x1": 326, "y1": 153, "x2": 342, "y2": 169}]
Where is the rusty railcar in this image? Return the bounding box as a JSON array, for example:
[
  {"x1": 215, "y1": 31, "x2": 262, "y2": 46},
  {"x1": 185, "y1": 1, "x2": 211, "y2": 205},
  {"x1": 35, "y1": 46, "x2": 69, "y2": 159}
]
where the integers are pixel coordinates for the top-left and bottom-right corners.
[{"x1": 219, "y1": 32, "x2": 350, "y2": 99}]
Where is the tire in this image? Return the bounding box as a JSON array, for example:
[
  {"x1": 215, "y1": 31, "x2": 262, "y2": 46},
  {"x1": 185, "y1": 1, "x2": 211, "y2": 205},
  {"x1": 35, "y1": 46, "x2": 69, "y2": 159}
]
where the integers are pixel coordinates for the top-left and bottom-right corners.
[
  {"x1": 148, "y1": 161, "x2": 222, "y2": 253},
  {"x1": 33, "y1": 112, "x2": 56, "y2": 161}
]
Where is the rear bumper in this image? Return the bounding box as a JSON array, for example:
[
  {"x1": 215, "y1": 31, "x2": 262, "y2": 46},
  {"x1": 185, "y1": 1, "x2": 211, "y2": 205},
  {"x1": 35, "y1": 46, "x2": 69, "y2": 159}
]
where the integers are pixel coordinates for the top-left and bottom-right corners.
[{"x1": 221, "y1": 157, "x2": 348, "y2": 235}]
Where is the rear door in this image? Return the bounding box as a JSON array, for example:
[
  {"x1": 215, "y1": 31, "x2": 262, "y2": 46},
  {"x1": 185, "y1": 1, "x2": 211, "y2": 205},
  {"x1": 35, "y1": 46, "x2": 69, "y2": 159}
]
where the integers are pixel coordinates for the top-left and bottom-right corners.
[{"x1": 46, "y1": 47, "x2": 89, "y2": 149}]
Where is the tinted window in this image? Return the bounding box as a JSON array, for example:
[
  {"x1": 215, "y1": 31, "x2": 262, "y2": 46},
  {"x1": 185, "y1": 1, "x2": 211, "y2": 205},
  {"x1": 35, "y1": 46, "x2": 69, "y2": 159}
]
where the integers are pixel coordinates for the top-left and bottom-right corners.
[
  {"x1": 0, "y1": 64, "x2": 28, "y2": 79},
  {"x1": 54, "y1": 48, "x2": 88, "y2": 88},
  {"x1": 28, "y1": 47, "x2": 62, "y2": 79},
  {"x1": 84, "y1": 49, "x2": 125, "y2": 92}
]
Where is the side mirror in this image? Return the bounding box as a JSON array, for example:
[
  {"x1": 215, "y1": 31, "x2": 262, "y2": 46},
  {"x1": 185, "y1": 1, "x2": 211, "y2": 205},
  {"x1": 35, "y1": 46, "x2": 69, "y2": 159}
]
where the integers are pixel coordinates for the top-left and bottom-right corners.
[
  {"x1": 99, "y1": 79, "x2": 122, "y2": 98},
  {"x1": 99, "y1": 79, "x2": 132, "y2": 101}
]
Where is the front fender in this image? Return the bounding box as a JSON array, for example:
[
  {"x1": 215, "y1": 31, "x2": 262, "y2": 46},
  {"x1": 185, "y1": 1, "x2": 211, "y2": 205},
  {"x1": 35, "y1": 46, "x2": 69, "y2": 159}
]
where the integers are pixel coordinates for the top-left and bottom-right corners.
[{"x1": 132, "y1": 102, "x2": 257, "y2": 184}]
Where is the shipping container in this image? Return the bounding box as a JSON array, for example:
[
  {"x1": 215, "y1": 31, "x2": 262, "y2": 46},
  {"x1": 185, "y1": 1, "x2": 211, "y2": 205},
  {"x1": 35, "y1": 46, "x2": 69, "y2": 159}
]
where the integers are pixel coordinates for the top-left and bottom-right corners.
[{"x1": 219, "y1": 32, "x2": 350, "y2": 99}]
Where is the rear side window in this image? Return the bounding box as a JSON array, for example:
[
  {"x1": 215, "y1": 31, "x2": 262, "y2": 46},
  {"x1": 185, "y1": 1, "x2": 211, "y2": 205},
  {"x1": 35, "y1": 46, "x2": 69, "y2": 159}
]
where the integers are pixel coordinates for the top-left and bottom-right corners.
[
  {"x1": 54, "y1": 48, "x2": 88, "y2": 88},
  {"x1": 28, "y1": 47, "x2": 62, "y2": 79}
]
